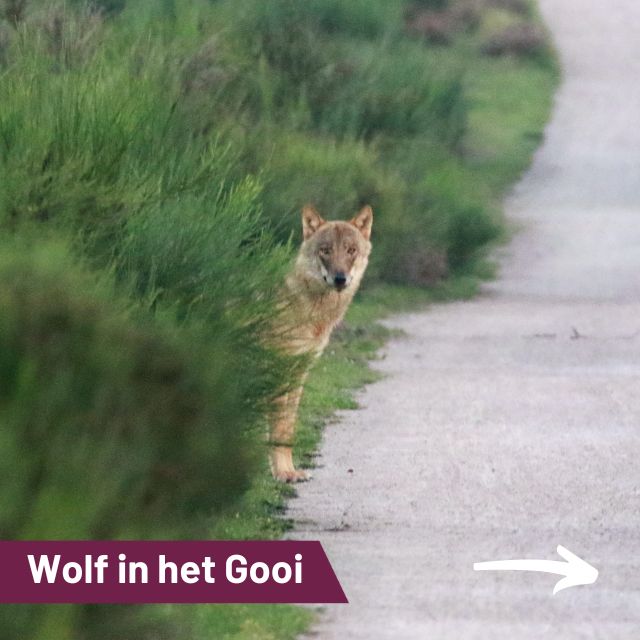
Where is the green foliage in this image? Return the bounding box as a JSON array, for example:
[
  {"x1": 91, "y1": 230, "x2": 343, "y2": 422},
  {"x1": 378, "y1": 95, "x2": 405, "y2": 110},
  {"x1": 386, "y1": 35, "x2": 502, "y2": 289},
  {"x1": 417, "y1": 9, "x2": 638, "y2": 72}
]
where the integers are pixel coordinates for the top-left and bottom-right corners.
[
  {"x1": 0, "y1": 239, "x2": 268, "y2": 638},
  {"x1": 228, "y1": 0, "x2": 403, "y2": 54},
  {"x1": 313, "y1": 42, "x2": 467, "y2": 145},
  {"x1": 0, "y1": 0, "x2": 556, "y2": 638},
  {"x1": 209, "y1": 0, "x2": 491, "y2": 281},
  {"x1": 238, "y1": 130, "x2": 393, "y2": 238},
  {"x1": 421, "y1": 161, "x2": 501, "y2": 271},
  {"x1": 0, "y1": 15, "x2": 293, "y2": 402}
]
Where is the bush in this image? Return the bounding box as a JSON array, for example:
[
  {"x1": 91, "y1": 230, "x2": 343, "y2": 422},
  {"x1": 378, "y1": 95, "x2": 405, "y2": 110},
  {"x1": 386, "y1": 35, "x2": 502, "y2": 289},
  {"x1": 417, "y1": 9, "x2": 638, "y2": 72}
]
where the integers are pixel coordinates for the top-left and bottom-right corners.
[
  {"x1": 222, "y1": 2, "x2": 466, "y2": 146},
  {"x1": 0, "y1": 37, "x2": 201, "y2": 243},
  {"x1": 228, "y1": 0, "x2": 402, "y2": 46},
  {"x1": 421, "y1": 162, "x2": 501, "y2": 271},
  {"x1": 235, "y1": 130, "x2": 390, "y2": 237},
  {"x1": 0, "y1": 238, "x2": 277, "y2": 638},
  {"x1": 405, "y1": 9, "x2": 457, "y2": 45},
  {"x1": 221, "y1": 0, "x2": 336, "y2": 118},
  {"x1": 304, "y1": 0, "x2": 404, "y2": 38},
  {"x1": 0, "y1": 242, "x2": 257, "y2": 540},
  {"x1": 212, "y1": 0, "x2": 482, "y2": 281},
  {"x1": 0, "y1": 19, "x2": 290, "y2": 323},
  {"x1": 313, "y1": 42, "x2": 467, "y2": 145}
]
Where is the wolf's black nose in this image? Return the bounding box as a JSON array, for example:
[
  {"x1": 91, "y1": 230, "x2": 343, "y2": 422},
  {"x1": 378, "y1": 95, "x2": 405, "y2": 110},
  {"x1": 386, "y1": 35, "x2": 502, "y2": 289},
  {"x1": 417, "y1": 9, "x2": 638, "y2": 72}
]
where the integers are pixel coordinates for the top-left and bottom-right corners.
[{"x1": 334, "y1": 272, "x2": 347, "y2": 289}]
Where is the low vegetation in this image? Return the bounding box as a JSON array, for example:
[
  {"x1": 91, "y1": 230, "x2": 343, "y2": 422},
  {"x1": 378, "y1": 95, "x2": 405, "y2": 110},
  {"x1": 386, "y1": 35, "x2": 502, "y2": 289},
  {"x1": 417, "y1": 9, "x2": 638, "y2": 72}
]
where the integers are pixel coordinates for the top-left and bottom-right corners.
[{"x1": 0, "y1": 0, "x2": 556, "y2": 637}]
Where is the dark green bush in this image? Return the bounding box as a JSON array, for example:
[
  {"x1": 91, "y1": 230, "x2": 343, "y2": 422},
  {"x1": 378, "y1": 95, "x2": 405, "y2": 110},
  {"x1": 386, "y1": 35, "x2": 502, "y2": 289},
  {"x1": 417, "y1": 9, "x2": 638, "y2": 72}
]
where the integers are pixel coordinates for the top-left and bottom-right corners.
[
  {"x1": 213, "y1": 0, "x2": 494, "y2": 279},
  {"x1": 221, "y1": 1, "x2": 465, "y2": 146},
  {"x1": 0, "y1": 238, "x2": 279, "y2": 639},
  {"x1": 0, "y1": 241, "x2": 259, "y2": 541},
  {"x1": 0, "y1": 19, "x2": 291, "y2": 326},
  {"x1": 0, "y1": 40, "x2": 203, "y2": 242},
  {"x1": 228, "y1": 0, "x2": 402, "y2": 51}
]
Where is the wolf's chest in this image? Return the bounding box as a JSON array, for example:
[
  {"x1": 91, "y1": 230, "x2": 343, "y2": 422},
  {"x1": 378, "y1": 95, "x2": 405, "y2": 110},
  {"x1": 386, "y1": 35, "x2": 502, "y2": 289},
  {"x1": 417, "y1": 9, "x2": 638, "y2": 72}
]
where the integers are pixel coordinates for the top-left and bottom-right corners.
[
  {"x1": 282, "y1": 318, "x2": 334, "y2": 357},
  {"x1": 312, "y1": 321, "x2": 329, "y2": 338}
]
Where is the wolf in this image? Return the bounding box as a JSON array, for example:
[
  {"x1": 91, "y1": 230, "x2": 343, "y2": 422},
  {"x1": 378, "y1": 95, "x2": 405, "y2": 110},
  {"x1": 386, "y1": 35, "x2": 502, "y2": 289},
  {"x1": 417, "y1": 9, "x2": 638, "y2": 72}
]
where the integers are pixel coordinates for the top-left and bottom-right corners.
[{"x1": 269, "y1": 204, "x2": 373, "y2": 482}]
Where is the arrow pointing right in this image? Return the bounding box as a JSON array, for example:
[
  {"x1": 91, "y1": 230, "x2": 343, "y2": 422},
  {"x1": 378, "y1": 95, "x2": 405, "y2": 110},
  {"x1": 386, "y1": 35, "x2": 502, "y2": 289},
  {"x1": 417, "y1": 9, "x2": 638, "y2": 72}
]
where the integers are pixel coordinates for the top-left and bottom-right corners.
[{"x1": 474, "y1": 545, "x2": 599, "y2": 595}]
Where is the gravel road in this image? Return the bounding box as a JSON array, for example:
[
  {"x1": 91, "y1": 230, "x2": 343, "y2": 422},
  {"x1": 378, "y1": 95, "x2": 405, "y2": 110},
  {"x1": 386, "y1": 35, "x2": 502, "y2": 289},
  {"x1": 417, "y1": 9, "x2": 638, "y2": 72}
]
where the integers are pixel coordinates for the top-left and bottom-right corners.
[{"x1": 288, "y1": 1, "x2": 640, "y2": 637}]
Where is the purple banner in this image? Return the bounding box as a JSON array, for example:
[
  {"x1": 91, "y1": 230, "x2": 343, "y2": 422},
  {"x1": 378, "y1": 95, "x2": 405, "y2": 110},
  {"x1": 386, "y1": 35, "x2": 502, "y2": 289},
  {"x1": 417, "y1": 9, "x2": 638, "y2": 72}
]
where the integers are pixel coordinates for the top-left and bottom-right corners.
[{"x1": 0, "y1": 541, "x2": 347, "y2": 604}]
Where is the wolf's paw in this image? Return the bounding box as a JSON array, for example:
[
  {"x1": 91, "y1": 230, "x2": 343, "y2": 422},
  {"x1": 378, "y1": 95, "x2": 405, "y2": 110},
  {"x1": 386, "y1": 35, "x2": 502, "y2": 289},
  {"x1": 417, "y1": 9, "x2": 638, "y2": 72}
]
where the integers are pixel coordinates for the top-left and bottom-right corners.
[{"x1": 273, "y1": 468, "x2": 311, "y2": 483}]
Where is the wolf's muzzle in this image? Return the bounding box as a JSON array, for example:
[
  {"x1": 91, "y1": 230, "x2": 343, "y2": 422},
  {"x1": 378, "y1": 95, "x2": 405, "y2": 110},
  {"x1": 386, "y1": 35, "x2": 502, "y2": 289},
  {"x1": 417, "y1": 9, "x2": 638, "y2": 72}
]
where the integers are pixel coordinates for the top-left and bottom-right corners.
[{"x1": 334, "y1": 272, "x2": 348, "y2": 290}]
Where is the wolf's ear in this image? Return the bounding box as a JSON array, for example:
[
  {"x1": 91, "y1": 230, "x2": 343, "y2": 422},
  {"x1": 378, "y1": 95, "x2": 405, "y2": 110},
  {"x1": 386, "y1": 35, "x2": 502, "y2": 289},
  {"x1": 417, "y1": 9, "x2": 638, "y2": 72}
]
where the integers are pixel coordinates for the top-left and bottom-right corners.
[
  {"x1": 350, "y1": 205, "x2": 373, "y2": 241},
  {"x1": 302, "y1": 205, "x2": 325, "y2": 240}
]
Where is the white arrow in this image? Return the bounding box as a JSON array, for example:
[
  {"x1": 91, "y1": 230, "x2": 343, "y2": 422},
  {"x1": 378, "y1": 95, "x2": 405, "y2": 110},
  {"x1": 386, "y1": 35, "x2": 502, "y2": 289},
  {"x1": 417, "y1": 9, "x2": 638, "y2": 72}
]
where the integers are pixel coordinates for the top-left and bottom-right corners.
[{"x1": 474, "y1": 545, "x2": 598, "y2": 595}]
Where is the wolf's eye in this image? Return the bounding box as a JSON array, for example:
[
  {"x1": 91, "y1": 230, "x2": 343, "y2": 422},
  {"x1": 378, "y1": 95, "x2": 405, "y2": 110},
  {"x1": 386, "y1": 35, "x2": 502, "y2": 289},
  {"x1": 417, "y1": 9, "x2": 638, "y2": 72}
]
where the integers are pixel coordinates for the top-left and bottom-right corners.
[
  {"x1": 347, "y1": 246, "x2": 357, "y2": 256},
  {"x1": 319, "y1": 247, "x2": 332, "y2": 256}
]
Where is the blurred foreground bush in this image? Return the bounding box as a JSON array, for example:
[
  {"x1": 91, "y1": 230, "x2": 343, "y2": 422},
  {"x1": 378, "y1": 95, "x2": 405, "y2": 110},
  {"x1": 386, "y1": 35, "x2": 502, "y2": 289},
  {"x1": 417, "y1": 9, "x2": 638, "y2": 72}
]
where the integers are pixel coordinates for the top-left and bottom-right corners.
[
  {"x1": 0, "y1": 240, "x2": 275, "y2": 638},
  {"x1": 0, "y1": 241, "x2": 261, "y2": 541}
]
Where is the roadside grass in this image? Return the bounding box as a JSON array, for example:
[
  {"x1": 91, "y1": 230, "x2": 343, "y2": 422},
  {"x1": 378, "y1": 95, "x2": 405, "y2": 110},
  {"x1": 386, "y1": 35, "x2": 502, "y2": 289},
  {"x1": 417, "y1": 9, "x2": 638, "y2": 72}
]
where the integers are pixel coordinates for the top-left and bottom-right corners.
[
  {"x1": 190, "y1": 604, "x2": 312, "y2": 640},
  {"x1": 465, "y1": 56, "x2": 558, "y2": 193}
]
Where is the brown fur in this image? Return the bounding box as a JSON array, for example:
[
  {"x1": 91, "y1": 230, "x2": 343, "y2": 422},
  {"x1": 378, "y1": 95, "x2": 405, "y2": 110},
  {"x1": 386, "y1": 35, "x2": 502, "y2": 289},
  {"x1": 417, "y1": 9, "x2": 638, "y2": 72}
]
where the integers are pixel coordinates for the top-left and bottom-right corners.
[{"x1": 269, "y1": 204, "x2": 373, "y2": 482}]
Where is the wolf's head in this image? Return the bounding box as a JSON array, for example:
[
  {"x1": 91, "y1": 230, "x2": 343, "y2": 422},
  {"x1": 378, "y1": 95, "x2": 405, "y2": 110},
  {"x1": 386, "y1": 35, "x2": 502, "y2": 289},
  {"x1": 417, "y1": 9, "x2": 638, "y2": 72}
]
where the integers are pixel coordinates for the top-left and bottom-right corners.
[{"x1": 296, "y1": 204, "x2": 373, "y2": 293}]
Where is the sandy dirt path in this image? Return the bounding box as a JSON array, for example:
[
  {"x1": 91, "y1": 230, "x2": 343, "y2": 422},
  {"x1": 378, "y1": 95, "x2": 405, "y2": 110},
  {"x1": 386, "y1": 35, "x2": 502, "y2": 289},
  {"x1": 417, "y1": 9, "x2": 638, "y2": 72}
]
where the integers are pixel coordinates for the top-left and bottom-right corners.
[{"x1": 288, "y1": 1, "x2": 640, "y2": 637}]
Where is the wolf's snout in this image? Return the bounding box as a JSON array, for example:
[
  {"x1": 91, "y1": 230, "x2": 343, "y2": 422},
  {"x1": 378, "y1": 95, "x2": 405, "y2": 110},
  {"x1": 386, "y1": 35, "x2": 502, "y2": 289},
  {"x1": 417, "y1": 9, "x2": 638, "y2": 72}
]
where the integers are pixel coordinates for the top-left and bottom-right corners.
[{"x1": 334, "y1": 272, "x2": 348, "y2": 290}]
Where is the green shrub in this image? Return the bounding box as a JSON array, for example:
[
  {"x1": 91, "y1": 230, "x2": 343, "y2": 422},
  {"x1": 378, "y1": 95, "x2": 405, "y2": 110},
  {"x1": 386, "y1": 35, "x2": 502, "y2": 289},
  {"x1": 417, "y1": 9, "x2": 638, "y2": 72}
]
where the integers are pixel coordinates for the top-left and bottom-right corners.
[
  {"x1": 220, "y1": 1, "x2": 465, "y2": 147},
  {"x1": 226, "y1": 0, "x2": 402, "y2": 49},
  {"x1": 235, "y1": 130, "x2": 387, "y2": 236},
  {"x1": 0, "y1": 0, "x2": 297, "y2": 542},
  {"x1": 0, "y1": 237, "x2": 278, "y2": 638},
  {"x1": 0, "y1": 240, "x2": 261, "y2": 540},
  {"x1": 420, "y1": 162, "x2": 501, "y2": 271},
  {"x1": 220, "y1": 0, "x2": 334, "y2": 118},
  {"x1": 0, "y1": 38, "x2": 200, "y2": 245},
  {"x1": 313, "y1": 41, "x2": 466, "y2": 146}
]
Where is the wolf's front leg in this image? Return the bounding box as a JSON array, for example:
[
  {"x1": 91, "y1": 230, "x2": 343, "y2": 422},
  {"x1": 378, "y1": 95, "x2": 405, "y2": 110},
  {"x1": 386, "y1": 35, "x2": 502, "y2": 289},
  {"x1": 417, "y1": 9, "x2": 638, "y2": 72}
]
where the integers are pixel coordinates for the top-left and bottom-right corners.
[{"x1": 269, "y1": 385, "x2": 310, "y2": 483}]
